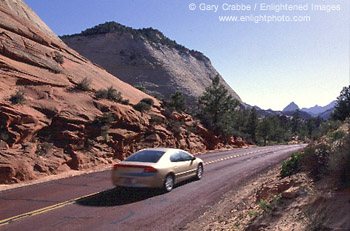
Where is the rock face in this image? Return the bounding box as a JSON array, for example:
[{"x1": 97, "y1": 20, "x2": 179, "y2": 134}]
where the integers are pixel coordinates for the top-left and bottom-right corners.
[
  {"x1": 61, "y1": 22, "x2": 243, "y2": 105},
  {"x1": 0, "y1": 1, "x2": 247, "y2": 184}
]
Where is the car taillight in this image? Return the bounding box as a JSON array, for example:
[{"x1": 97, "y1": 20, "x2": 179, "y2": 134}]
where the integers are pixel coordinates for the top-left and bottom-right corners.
[
  {"x1": 113, "y1": 164, "x2": 157, "y2": 173},
  {"x1": 113, "y1": 164, "x2": 119, "y2": 170},
  {"x1": 143, "y1": 166, "x2": 157, "y2": 173}
]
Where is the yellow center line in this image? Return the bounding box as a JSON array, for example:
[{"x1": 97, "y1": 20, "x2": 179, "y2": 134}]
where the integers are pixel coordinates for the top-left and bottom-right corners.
[
  {"x1": 203, "y1": 148, "x2": 267, "y2": 166},
  {"x1": 0, "y1": 191, "x2": 101, "y2": 227}
]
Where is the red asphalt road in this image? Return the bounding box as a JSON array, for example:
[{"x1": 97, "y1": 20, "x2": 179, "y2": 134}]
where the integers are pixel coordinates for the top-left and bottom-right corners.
[{"x1": 0, "y1": 144, "x2": 306, "y2": 231}]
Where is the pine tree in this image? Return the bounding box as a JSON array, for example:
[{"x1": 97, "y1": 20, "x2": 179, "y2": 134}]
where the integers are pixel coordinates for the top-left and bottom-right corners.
[
  {"x1": 257, "y1": 118, "x2": 273, "y2": 146},
  {"x1": 197, "y1": 75, "x2": 238, "y2": 136},
  {"x1": 333, "y1": 85, "x2": 350, "y2": 121},
  {"x1": 167, "y1": 91, "x2": 186, "y2": 112},
  {"x1": 291, "y1": 109, "x2": 301, "y2": 134},
  {"x1": 245, "y1": 108, "x2": 259, "y2": 142}
]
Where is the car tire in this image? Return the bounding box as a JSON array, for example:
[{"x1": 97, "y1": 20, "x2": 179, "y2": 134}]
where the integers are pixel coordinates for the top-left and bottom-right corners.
[
  {"x1": 163, "y1": 174, "x2": 174, "y2": 192},
  {"x1": 195, "y1": 164, "x2": 203, "y2": 180}
]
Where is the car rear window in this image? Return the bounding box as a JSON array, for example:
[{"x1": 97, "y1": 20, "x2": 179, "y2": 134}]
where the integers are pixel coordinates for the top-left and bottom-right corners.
[{"x1": 124, "y1": 150, "x2": 165, "y2": 163}]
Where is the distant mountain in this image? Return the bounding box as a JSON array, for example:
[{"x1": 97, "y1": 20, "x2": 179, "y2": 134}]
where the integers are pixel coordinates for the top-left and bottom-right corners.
[
  {"x1": 301, "y1": 100, "x2": 337, "y2": 117},
  {"x1": 282, "y1": 110, "x2": 313, "y2": 119},
  {"x1": 279, "y1": 100, "x2": 336, "y2": 119},
  {"x1": 282, "y1": 102, "x2": 300, "y2": 112},
  {"x1": 246, "y1": 104, "x2": 261, "y2": 110},
  {"x1": 61, "y1": 21, "x2": 243, "y2": 106},
  {"x1": 319, "y1": 107, "x2": 335, "y2": 120},
  {"x1": 255, "y1": 108, "x2": 312, "y2": 119}
]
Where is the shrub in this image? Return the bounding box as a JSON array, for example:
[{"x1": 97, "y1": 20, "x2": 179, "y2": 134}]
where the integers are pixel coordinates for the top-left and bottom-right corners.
[
  {"x1": 302, "y1": 143, "x2": 331, "y2": 180},
  {"x1": 49, "y1": 68, "x2": 62, "y2": 74},
  {"x1": 135, "y1": 85, "x2": 146, "y2": 92},
  {"x1": 0, "y1": 127, "x2": 9, "y2": 142},
  {"x1": 36, "y1": 143, "x2": 53, "y2": 156},
  {"x1": 133, "y1": 102, "x2": 151, "y2": 112},
  {"x1": 329, "y1": 133, "x2": 350, "y2": 188},
  {"x1": 9, "y1": 90, "x2": 25, "y2": 104},
  {"x1": 150, "y1": 115, "x2": 163, "y2": 124},
  {"x1": 280, "y1": 152, "x2": 303, "y2": 178},
  {"x1": 107, "y1": 86, "x2": 122, "y2": 102},
  {"x1": 330, "y1": 130, "x2": 346, "y2": 142},
  {"x1": 95, "y1": 88, "x2": 108, "y2": 99},
  {"x1": 53, "y1": 51, "x2": 64, "y2": 64},
  {"x1": 133, "y1": 98, "x2": 154, "y2": 112},
  {"x1": 120, "y1": 99, "x2": 130, "y2": 105},
  {"x1": 186, "y1": 125, "x2": 199, "y2": 135},
  {"x1": 150, "y1": 93, "x2": 164, "y2": 101},
  {"x1": 95, "y1": 86, "x2": 123, "y2": 102},
  {"x1": 140, "y1": 98, "x2": 154, "y2": 106},
  {"x1": 84, "y1": 139, "x2": 93, "y2": 151},
  {"x1": 168, "y1": 119, "x2": 182, "y2": 135},
  {"x1": 91, "y1": 113, "x2": 114, "y2": 141},
  {"x1": 258, "y1": 199, "x2": 272, "y2": 212},
  {"x1": 93, "y1": 113, "x2": 114, "y2": 125},
  {"x1": 76, "y1": 77, "x2": 91, "y2": 91}
]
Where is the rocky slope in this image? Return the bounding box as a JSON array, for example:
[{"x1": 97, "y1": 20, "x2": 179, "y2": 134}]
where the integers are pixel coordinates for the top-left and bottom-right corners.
[
  {"x1": 184, "y1": 165, "x2": 350, "y2": 231},
  {"x1": 0, "y1": 0, "x2": 247, "y2": 184},
  {"x1": 61, "y1": 22, "x2": 243, "y2": 105}
]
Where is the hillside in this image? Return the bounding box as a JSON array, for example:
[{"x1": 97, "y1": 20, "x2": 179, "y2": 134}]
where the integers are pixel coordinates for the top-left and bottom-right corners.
[
  {"x1": 61, "y1": 22, "x2": 243, "y2": 105},
  {"x1": 0, "y1": 0, "x2": 247, "y2": 184}
]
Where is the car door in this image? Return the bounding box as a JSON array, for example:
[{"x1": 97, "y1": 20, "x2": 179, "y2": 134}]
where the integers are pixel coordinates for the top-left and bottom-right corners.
[
  {"x1": 170, "y1": 151, "x2": 189, "y2": 183},
  {"x1": 178, "y1": 151, "x2": 197, "y2": 180}
]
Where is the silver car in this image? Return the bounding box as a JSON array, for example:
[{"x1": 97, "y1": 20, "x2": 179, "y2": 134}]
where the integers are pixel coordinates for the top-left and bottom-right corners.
[{"x1": 111, "y1": 148, "x2": 204, "y2": 192}]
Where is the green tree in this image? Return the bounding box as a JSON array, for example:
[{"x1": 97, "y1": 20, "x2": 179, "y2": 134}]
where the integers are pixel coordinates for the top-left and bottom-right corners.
[
  {"x1": 332, "y1": 85, "x2": 350, "y2": 121},
  {"x1": 197, "y1": 75, "x2": 238, "y2": 136},
  {"x1": 291, "y1": 109, "x2": 301, "y2": 134},
  {"x1": 306, "y1": 118, "x2": 316, "y2": 139},
  {"x1": 257, "y1": 118, "x2": 273, "y2": 146},
  {"x1": 232, "y1": 110, "x2": 248, "y2": 134},
  {"x1": 268, "y1": 116, "x2": 285, "y2": 143},
  {"x1": 245, "y1": 108, "x2": 259, "y2": 142},
  {"x1": 167, "y1": 91, "x2": 186, "y2": 112}
]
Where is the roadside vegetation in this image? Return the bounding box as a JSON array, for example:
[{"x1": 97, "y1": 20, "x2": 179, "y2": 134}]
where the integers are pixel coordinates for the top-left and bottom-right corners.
[
  {"x1": 281, "y1": 126, "x2": 350, "y2": 187},
  {"x1": 280, "y1": 85, "x2": 350, "y2": 186}
]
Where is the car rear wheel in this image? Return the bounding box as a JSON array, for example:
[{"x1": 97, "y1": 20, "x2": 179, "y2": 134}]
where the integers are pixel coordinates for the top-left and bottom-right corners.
[
  {"x1": 195, "y1": 164, "x2": 203, "y2": 180},
  {"x1": 164, "y1": 174, "x2": 174, "y2": 192}
]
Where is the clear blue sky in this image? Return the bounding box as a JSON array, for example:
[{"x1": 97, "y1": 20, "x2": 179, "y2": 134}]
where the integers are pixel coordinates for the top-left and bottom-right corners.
[{"x1": 24, "y1": 0, "x2": 349, "y2": 111}]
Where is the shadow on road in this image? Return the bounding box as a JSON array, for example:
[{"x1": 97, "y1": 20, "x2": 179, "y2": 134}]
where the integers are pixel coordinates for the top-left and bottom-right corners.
[{"x1": 76, "y1": 187, "x2": 163, "y2": 207}]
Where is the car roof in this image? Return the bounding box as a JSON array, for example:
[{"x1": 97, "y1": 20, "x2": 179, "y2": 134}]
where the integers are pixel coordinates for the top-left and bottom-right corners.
[{"x1": 140, "y1": 148, "x2": 188, "y2": 153}]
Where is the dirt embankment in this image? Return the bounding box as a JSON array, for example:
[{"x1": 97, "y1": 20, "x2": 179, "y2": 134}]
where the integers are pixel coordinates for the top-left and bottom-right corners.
[{"x1": 184, "y1": 165, "x2": 350, "y2": 231}]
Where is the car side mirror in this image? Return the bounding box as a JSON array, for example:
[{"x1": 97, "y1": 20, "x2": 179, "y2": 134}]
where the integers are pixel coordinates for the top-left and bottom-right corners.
[{"x1": 191, "y1": 156, "x2": 196, "y2": 161}]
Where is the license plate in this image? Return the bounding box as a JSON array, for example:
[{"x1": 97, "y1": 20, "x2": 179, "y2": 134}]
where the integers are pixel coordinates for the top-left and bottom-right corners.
[{"x1": 122, "y1": 178, "x2": 136, "y2": 184}]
